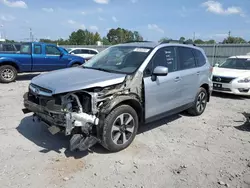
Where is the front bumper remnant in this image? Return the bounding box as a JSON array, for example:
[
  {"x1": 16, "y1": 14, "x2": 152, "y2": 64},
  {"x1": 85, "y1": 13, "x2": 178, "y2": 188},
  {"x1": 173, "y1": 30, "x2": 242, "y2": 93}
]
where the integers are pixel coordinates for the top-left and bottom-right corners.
[{"x1": 22, "y1": 92, "x2": 100, "y2": 151}]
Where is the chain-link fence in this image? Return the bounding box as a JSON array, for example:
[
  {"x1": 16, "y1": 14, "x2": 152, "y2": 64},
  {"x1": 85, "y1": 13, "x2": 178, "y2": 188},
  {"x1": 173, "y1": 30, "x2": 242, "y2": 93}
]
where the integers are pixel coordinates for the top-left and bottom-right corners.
[
  {"x1": 61, "y1": 44, "x2": 250, "y2": 66},
  {"x1": 198, "y1": 44, "x2": 250, "y2": 66}
]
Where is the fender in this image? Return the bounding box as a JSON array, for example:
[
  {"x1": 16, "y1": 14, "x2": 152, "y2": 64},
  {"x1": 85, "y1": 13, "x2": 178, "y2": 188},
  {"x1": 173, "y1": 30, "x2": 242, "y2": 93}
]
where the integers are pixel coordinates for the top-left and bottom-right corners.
[
  {"x1": 100, "y1": 94, "x2": 143, "y2": 118},
  {"x1": 0, "y1": 57, "x2": 20, "y2": 70}
]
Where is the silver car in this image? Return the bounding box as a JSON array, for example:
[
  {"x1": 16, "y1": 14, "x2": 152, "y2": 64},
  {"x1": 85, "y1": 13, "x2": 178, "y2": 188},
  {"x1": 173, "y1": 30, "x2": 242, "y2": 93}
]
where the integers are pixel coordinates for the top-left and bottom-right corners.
[{"x1": 23, "y1": 41, "x2": 213, "y2": 152}]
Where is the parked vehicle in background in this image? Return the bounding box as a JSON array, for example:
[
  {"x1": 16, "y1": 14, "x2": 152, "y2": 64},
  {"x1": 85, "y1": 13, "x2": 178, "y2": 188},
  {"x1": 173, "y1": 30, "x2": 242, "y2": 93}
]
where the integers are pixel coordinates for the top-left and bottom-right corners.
[
  {"x1": 0, "y1": 43, "x2": 18, "y2": 53},
  {"x1": 58, "y1": 46, "x2": 69, "y2": 54},
  {"x1": 212, "y1": 55, "x2": 250, "y2": 96},
  {"x1": 22, "y1": 41, "x2": 212, "y2": 153},
  {"x1": 0, "y1": 42, "x2": 85, "y2": 83},
  {"x1": 67, "y1": 48, "x2": 99, "y2": 61}
]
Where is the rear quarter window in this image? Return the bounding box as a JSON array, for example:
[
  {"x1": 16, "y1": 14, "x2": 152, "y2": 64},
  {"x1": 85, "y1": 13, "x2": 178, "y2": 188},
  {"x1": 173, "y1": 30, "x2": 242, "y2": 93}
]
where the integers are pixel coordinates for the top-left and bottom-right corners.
[
  {"x1": 3, "y1": 44, "x2": 15, "y2": 51},
  {"x1": 90, "y1": 50, "x2": 98, "y2": 55},
  {"x1": 193, "y1": 49, "x2": 206, "y2": 67},
  {"x1": 178, "y1": 47, "x2": 196, "y2": 70}
]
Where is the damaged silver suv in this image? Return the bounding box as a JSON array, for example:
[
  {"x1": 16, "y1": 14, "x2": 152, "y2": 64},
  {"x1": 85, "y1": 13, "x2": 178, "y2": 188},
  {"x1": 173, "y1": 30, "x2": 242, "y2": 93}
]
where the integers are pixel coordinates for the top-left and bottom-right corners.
[{"x1": 22, "y1": 41, "x2": 212, "y2": 152}]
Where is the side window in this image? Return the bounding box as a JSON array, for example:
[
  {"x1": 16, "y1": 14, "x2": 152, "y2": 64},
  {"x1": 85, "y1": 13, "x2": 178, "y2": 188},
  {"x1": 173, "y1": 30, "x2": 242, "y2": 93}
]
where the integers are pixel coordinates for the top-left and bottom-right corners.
[
  {"x1": 178, "y1": 47, "x2": 196, "y2": 70},
  {"x1": 3, "y1": 44, "x2": 15, "y2": 51},
  {"x1": 34, "y1": 45, "x2": 42, "y2": 54},
  {"x1": 45, "y1": 45, "x2": 61, "y2": 55},
  {"x1": 20, "y1": 44, "x2": 31, "y2": 54},
  {"x1": 193, "y1": 49, "x2": 206, "y2": 67},
  {"x1": 144, "y1": 47, "x2": 177, "y2": 77},
  {"x1": 81, "y1": 49, "x2": 90, "y2": 54},
  {"x1": 72, "y1": 49, "x2": 81, "y2": 54},
  {"x1": 90, "y1": 50, "x2": 98, "y2": 55}
]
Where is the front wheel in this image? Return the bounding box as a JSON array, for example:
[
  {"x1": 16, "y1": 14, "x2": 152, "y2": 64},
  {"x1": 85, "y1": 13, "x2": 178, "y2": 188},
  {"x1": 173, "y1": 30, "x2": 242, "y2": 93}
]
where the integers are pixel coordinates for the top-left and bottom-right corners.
[
  {"x1": 0, "y1": 65, "x2": 17, "y2": 83},
  {"x1": 101, "y1": 105, "x2": 139, "y2": 152},
  {"x1": 187, "y1": 87, "x2": 208, "y2": 116},
  {"x1": 71, "y1": 63, "x2": 80, "y2": 67}
]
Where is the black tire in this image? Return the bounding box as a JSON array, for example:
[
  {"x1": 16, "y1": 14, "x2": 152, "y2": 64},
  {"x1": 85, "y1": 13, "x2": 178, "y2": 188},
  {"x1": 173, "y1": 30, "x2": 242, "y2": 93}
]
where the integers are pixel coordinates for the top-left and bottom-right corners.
[
  {"x1": 102, "y1": 105, "x2": 139, "y2": 152},
  {"x1": 71, "y1": 63, "x2": 80, "y2": 67},
  {"x1": 187, "y1": 87, "x2": 208, "y2": 116},
  {"x1": 0, "y1": 65, "x2": 17, "y2": 83}
]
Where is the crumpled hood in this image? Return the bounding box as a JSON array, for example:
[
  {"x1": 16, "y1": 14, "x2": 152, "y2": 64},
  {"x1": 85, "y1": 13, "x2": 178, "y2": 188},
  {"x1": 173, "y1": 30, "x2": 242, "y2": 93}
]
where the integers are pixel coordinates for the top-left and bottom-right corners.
[
  {"x1": 31, "y1": 67, "x2": 126, "y2": 94},
  {"x1": 213, "y1": 67, "x2": 250, "y2": 78}
]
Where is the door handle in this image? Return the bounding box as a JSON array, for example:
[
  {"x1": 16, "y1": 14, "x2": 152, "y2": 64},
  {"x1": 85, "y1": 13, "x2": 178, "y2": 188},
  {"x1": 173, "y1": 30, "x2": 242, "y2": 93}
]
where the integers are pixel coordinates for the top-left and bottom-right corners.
[{"x1": 174, "y1": 77, "x2": 181, "y2": 82}]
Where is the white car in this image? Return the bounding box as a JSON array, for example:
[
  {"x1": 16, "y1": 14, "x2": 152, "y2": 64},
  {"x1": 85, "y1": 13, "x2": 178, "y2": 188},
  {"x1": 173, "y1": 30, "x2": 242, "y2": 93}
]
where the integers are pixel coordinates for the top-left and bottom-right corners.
[
  {"x1": 67, "y1": 48, "x2": 99, "y2": 61},
  {"x1": 212, "y1": 55, "x2": 250, "y2": 96}
]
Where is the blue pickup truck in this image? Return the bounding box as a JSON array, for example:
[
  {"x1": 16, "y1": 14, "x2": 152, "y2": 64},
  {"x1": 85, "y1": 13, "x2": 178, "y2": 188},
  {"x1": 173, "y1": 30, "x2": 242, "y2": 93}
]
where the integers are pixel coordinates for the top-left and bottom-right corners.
[{"x1": 0, "y1": 42, "x2": 85, "y2": 83}]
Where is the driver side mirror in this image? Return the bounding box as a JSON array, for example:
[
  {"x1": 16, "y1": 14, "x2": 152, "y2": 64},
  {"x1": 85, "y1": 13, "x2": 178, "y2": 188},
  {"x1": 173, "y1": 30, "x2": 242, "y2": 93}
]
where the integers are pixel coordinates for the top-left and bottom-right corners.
[
  {"x1": 70, "y1": 52, "x2": 75, "y2": 54},
  {"x1": 151, "y1": 66, "x2": 168, "y2": 81}
]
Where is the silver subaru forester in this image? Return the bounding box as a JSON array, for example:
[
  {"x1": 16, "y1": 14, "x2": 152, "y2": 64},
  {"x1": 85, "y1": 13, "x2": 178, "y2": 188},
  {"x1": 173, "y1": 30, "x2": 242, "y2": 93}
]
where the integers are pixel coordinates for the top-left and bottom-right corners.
[{"x1": 23, "y1": 41, "x2": 213, "y2": 152}]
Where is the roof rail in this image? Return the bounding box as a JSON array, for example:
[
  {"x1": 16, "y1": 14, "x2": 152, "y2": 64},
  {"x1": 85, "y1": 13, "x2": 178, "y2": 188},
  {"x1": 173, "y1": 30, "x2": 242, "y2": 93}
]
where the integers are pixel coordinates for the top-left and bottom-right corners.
[
  {"x1": 124, "y1": 40, "x2": 153, "y2": 43},
  {"x1": 160, "y1": 39, "x2": 196, "y2": 46}
]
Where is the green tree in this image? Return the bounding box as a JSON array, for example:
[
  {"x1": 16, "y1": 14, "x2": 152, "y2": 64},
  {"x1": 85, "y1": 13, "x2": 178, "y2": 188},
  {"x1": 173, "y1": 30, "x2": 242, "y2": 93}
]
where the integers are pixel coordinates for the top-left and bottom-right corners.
[
  {"x1": 185, "y1": 39, "x2": 193, "y2": 43},
  {"x1": 158, "y1": 37, "x2": 172, "y2": 43},
  {"x1": 68, "y1": 29, "x2": 101, "y2": 45},
  {"x1": 205, "y1": 39, "x2": 216, "y2": 44},
  {"x1": 222, "y1": 36, "x2": 247, "y2": 44},
  {"x1": 106, "y1": 28, "x2": 143, "y2": 44},
  {"x1": 5, "y1": 39, "x2": 16, "y2": 43},
  {"x1": 179, "y1": 37, "x2": 185, "y2": 42},
  {"x1": 133, "y1": 31, "x2": 143, "y2": 41},
  {"x1": 102, "y1": 37, "x2": 111, "y2": 45},
  {"x1": 194, "y1": 39, "x2": 204, "y2": 44}
]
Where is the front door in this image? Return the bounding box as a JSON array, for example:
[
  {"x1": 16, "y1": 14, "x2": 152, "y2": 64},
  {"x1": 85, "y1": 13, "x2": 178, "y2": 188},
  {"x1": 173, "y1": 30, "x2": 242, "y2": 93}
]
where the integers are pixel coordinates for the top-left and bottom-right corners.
[
  {"x1": 44, "y1": 45, "x2": 68, "y2": 71},
  {"x1": 143, "y1": 46, "x2": 182, "y2": 120}
]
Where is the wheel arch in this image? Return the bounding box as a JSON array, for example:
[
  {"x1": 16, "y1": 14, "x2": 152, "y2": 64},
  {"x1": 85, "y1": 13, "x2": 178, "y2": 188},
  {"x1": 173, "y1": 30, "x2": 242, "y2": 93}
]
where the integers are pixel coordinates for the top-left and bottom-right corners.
[
  {"x1": 200, "y1": 83, "x2": 210, "y2": 102},
  {"x1": 0, "y1": 61, "x2": 19, "y2": 72},
  {"x1": 101, "y1": 95, "x2": 144, "y2": 124}
]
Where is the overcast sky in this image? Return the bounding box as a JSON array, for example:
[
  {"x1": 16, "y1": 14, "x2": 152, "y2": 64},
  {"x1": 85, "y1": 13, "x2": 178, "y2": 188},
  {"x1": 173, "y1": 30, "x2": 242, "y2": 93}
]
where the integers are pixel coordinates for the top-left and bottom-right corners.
[{"x1": 0, "y1": 0, "x2": 250, "y2": 42}]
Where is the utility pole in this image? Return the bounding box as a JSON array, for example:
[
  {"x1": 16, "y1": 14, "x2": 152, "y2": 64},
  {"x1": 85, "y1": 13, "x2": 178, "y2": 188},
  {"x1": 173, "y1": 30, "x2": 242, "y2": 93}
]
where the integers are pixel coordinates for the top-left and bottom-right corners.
[
  {"x1": 193, "y1": 32, "x2": 196, "y2": 41},
  {"x1": 0, "y1": 24, "x2": 3, "y2": 39},
  {"x1": 29, "y1": 28, "x2": 34, "y2": 42},
  {"x1": 228, "y1": 30, "x2": 231, "y2": 38}
]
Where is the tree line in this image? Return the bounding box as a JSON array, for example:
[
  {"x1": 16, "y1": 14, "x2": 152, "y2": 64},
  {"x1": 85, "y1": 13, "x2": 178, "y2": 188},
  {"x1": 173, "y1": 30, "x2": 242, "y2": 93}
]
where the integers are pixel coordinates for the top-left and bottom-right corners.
[
  {"x1": 5, "y1": 27, "x2": 250, "y2": 45},
  {"x1": 39, "y1": 28, "x2": 144, "y2": 45}
]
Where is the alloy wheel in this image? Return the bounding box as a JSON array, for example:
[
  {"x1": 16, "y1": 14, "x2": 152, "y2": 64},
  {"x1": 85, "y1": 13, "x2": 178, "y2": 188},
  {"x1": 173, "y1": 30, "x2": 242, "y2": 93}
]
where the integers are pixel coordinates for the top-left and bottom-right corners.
[
  {"x1": 111, "y1": 113, "x2": 135, "y2": 145},
  {"x1": 196, "y1": 91, "x2": 206, "y2": 113},
  {"x1": 1, "y1": 68, "x2": 14, "y2": 81}
]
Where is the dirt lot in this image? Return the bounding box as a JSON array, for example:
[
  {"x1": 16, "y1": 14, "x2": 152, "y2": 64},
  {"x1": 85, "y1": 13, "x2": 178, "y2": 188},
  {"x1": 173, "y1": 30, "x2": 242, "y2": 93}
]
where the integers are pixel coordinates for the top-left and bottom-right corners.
[{"x1": 0, "y1": 73, "x2": 250, "y2": 188}]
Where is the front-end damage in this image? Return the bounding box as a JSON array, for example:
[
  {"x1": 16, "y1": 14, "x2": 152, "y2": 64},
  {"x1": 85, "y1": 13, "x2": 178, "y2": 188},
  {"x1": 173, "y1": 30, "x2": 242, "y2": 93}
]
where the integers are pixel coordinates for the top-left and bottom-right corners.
[{"x1": 23, "y1": 71, "x2": 144, "y2": 151}]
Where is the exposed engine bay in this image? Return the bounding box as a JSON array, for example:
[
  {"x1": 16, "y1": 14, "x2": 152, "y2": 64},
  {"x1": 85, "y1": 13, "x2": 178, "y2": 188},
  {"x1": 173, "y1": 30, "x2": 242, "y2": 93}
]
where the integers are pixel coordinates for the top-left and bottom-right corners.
[{"x1": 23, "y1": 72, "x2": 143, "y2": 151}]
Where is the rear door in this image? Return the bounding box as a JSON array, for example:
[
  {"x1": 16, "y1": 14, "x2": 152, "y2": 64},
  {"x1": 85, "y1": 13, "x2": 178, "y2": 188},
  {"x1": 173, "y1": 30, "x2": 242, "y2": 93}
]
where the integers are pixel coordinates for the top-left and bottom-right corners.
[
  {"x1": 177, "y1": 47, "x2": 200, "y2": 104},
  {"x1": 31, "y1": 44, "x2": 45, "y2": 71},
  {"x1": 143, "y1": 46, "x2": 182, "y2": 120}
]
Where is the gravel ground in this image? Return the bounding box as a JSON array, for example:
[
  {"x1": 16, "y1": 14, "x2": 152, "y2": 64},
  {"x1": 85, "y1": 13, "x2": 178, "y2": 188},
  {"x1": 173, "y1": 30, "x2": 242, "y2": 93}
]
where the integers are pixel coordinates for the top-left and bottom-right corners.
[{"x1": 0, "y1": 73, "x2": 250, "y2": 188}]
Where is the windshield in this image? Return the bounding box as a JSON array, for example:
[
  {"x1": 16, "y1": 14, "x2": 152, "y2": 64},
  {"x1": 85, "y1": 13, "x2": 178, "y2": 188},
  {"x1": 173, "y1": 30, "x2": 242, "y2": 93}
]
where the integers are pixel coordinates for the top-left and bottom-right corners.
[
  {"x1": 60, "y1": 47, "x2": 68, "y2": 54},
  {"x1": 219, "y1": 58, "x2": 250, "y2": 70},
  {"x1": 67, "y1": 48, "x2": 72, "y2": 52},
  {"x1": 82, "y1": 46, "x2": 152, "y2": 74}
]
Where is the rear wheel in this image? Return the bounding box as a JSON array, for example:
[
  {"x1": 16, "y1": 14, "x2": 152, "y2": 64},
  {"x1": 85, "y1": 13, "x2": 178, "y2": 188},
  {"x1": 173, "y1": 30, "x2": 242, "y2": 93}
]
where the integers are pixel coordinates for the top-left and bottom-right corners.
[
  {"x1": 0, "y1": 65, "x2": 17, "y2": 83},
  {"x1": 101, "y1": 105, "x2": 139, "y2": 152},
  {"x1": 187, "y1": 87, "x2": 208, "y2": 116}
]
